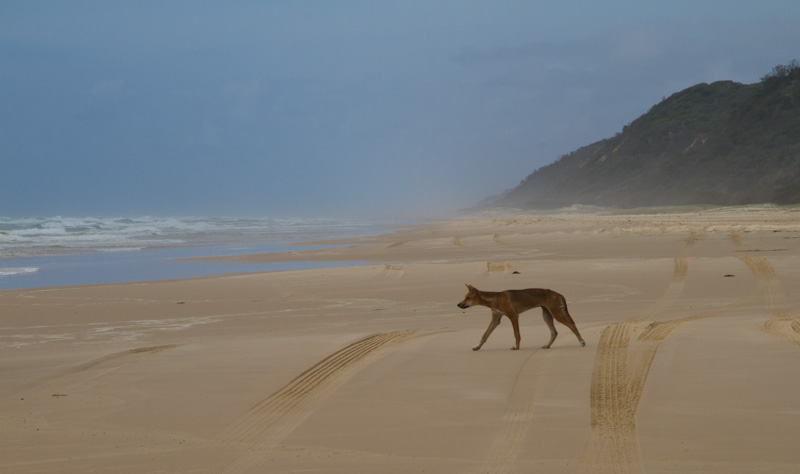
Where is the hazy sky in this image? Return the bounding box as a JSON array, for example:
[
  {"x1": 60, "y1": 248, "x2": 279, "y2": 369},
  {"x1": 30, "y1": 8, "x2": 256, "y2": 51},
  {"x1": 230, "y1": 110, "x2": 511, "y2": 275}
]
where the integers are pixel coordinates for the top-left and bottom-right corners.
[{"x1": 2, "y1": 1, "x2": 798, "y2": 218}]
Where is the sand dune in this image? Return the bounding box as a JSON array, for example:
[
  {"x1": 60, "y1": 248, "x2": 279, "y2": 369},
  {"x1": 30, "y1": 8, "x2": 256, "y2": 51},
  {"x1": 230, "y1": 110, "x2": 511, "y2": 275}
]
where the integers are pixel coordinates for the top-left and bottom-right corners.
[{"x1": 2, "y1": 209, "x2": 799, "y2": 473}]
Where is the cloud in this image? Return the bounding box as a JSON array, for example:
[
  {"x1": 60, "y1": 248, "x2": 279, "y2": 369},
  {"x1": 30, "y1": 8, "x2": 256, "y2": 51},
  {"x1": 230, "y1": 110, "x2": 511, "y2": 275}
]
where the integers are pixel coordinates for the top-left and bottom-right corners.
[{"x1": 2, "y1": 1, "x2": 799, "y2": 217}]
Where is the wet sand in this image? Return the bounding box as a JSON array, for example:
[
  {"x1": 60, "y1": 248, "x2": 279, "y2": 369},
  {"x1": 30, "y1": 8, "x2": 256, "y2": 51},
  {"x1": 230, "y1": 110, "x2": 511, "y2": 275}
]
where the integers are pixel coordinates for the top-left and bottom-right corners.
[{"x1": 2, "y1": 208, "x2": 800, "y2": 473}]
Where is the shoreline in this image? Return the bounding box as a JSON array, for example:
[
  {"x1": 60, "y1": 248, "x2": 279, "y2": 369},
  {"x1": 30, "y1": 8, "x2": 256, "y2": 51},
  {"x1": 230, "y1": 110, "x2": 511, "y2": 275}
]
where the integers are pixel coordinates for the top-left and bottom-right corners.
[
  {"x1": 187, "y1": 207, "x2": 800, "y2": 265},
  {"x1": 2, "y1": 210, "x2": 799, "y2": 473},
  {"x1": 0, "y1": 215, "x2": 414, "y2": 291},
  {"x1": 0, "y1": 243, "x2": 368, "y2": 291},
  {"x1": 5, "y1": 205, "x2": 798, "y2": 291}
]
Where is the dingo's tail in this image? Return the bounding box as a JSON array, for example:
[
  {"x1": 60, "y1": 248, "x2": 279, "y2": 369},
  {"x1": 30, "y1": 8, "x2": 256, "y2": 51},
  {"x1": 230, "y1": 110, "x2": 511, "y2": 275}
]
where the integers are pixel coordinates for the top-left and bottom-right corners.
[{"x1": 556, "y1": 293, "x2": 577, "y2": 324}]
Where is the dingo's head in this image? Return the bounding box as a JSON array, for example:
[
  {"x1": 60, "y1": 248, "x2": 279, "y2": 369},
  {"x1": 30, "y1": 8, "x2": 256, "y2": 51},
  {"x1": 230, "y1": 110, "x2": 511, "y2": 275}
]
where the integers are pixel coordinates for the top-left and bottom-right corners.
[{"x1": 457, "y1": 284, "x2": 479, "y2": 309}]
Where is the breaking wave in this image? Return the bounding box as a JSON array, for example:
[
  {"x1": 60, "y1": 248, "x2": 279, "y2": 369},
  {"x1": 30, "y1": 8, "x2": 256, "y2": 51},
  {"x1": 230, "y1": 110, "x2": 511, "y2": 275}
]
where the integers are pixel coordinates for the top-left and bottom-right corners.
[{"x1": 0, "y1": 216, "x2": 394, "y2": 258}]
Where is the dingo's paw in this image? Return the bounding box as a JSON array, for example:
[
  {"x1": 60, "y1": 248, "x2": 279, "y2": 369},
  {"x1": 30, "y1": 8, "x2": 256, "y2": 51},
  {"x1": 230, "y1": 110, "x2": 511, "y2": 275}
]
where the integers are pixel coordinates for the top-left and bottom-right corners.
[
  {"x1": 510, "y1": 346, "x2": 520, "y2": 350},
  {"x1": 580, "y1": 341, "x2": 586, "y2": 347},
  {"x1": 541, "y1": 345, "x2": 551, "y2": 349},
  {"x1": 472, "y1": 345, "x2": 481, "y2": 351}
]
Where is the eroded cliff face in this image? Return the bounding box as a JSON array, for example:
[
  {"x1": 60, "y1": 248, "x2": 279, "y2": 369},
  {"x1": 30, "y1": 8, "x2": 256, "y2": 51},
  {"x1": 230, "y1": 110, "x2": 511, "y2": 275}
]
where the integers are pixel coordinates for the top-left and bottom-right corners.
[{"x1": 482, "y1": 65, "x2": 800, "y2": 210}]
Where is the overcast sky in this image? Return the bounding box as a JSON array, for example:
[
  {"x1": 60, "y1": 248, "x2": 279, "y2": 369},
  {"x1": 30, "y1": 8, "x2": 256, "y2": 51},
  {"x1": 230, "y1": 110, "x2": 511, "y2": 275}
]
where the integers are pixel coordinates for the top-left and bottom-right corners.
[{"x1": 1, "y1": 1, "x2": 798, "y2": 218}]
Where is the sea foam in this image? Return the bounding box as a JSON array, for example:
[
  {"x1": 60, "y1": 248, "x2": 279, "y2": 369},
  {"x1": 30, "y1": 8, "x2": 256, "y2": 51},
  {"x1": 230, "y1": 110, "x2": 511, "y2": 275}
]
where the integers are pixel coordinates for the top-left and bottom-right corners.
[
  {"x1": 0, "y1": 267, "x2": 39, "y2": 277},
  {"x1": 0, "y1": 215, "x2": 391, "y2": 258},
  {"x1": 0, "y1": 215, "x2": 402, "y2": 290}
]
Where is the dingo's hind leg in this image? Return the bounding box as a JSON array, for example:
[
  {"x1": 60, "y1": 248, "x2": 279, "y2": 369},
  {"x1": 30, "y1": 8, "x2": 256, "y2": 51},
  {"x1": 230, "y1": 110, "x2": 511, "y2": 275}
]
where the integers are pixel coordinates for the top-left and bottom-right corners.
[
  {"x1": 551, "y1": 305, "x2": 586, "y2": 347},
  {"x1": 541, "y1": 307, "x2": 558, "y2": 349}
]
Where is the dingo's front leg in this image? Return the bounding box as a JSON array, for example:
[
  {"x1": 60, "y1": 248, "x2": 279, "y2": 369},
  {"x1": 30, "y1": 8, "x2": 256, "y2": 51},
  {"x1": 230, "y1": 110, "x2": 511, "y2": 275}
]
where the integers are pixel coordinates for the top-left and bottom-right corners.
[
  {"x1": 509, "y1": 311, "x2": 521, "y2": 350},
  {"x1": 474, "y1": 310, "x2": 502, "y2": 350}
]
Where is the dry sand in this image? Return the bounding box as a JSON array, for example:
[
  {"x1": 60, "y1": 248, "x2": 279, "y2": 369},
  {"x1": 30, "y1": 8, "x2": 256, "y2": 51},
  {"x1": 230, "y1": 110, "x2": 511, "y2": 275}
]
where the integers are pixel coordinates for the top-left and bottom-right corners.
[{"x1": 2, "y1": 208, "x2": 800, "y2": 473}]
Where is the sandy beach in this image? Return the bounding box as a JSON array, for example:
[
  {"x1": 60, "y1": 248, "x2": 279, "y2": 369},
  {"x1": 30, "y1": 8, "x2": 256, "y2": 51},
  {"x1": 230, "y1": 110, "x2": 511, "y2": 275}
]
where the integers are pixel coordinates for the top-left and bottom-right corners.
[{"x1": 2, "y1": 208, "x2": 800, "y2": 473}]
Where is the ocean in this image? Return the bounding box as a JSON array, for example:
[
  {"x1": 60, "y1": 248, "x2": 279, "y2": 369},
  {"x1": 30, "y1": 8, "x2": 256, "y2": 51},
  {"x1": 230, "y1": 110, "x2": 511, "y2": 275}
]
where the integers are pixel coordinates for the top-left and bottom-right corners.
[{"x1": 0, "y1": 216, "x2": 402, "y2": 290}]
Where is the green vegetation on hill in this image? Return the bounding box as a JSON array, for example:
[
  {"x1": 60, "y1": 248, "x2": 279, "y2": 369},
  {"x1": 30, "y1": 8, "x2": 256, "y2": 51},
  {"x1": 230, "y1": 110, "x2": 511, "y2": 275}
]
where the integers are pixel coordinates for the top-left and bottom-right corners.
[{"x1": 486, "y1": 61, "x2": 800, "y2": 209}]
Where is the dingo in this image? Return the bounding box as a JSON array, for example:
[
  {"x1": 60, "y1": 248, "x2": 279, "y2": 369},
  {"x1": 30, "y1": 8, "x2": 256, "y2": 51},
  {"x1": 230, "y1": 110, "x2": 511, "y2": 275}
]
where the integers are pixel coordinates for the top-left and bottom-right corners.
[{"x1": 457, "y1": 284, "x2": 586, "y2": 350}]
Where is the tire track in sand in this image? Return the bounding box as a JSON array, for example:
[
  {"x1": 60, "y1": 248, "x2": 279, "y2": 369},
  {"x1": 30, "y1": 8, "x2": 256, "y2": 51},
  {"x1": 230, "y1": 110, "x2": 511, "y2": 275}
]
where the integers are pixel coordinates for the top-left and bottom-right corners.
[
  {"x1": 15, "y1": 344, "x2": 181, "y2": 398},
  {"x1": 587, "y1": 255, "x2": 688, "y2": 474},
  {"x1": 739, "y1": 256, "x2": 800, "y2": 347},
  {"x1": 218, "y1": 331, "x2": 414, "y2": 474},
  {"x1": 72, "y1": 345, "x2": 179, "y2": 373},
  {"x1": 589, "y1": 320, "x2": 640, "y2": 473},
  {"x1": 493, "y1": 233, "x2": 510, "y2": 246},
  {"x1": 477, "y1": 349, "x2": 545, "y2": 474},
  {"x1": 730, "y1": 229, "x2": 743, "y2": 251},
  {"x1": 588, "y1": 235, "x2": 773, "y2": 473},
  {"x1": 685, "y1": 229, "x2": 698, "y2": 253},
  {"x1": 487, "y1": 261, "x2": 513, "y2": 273}
]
